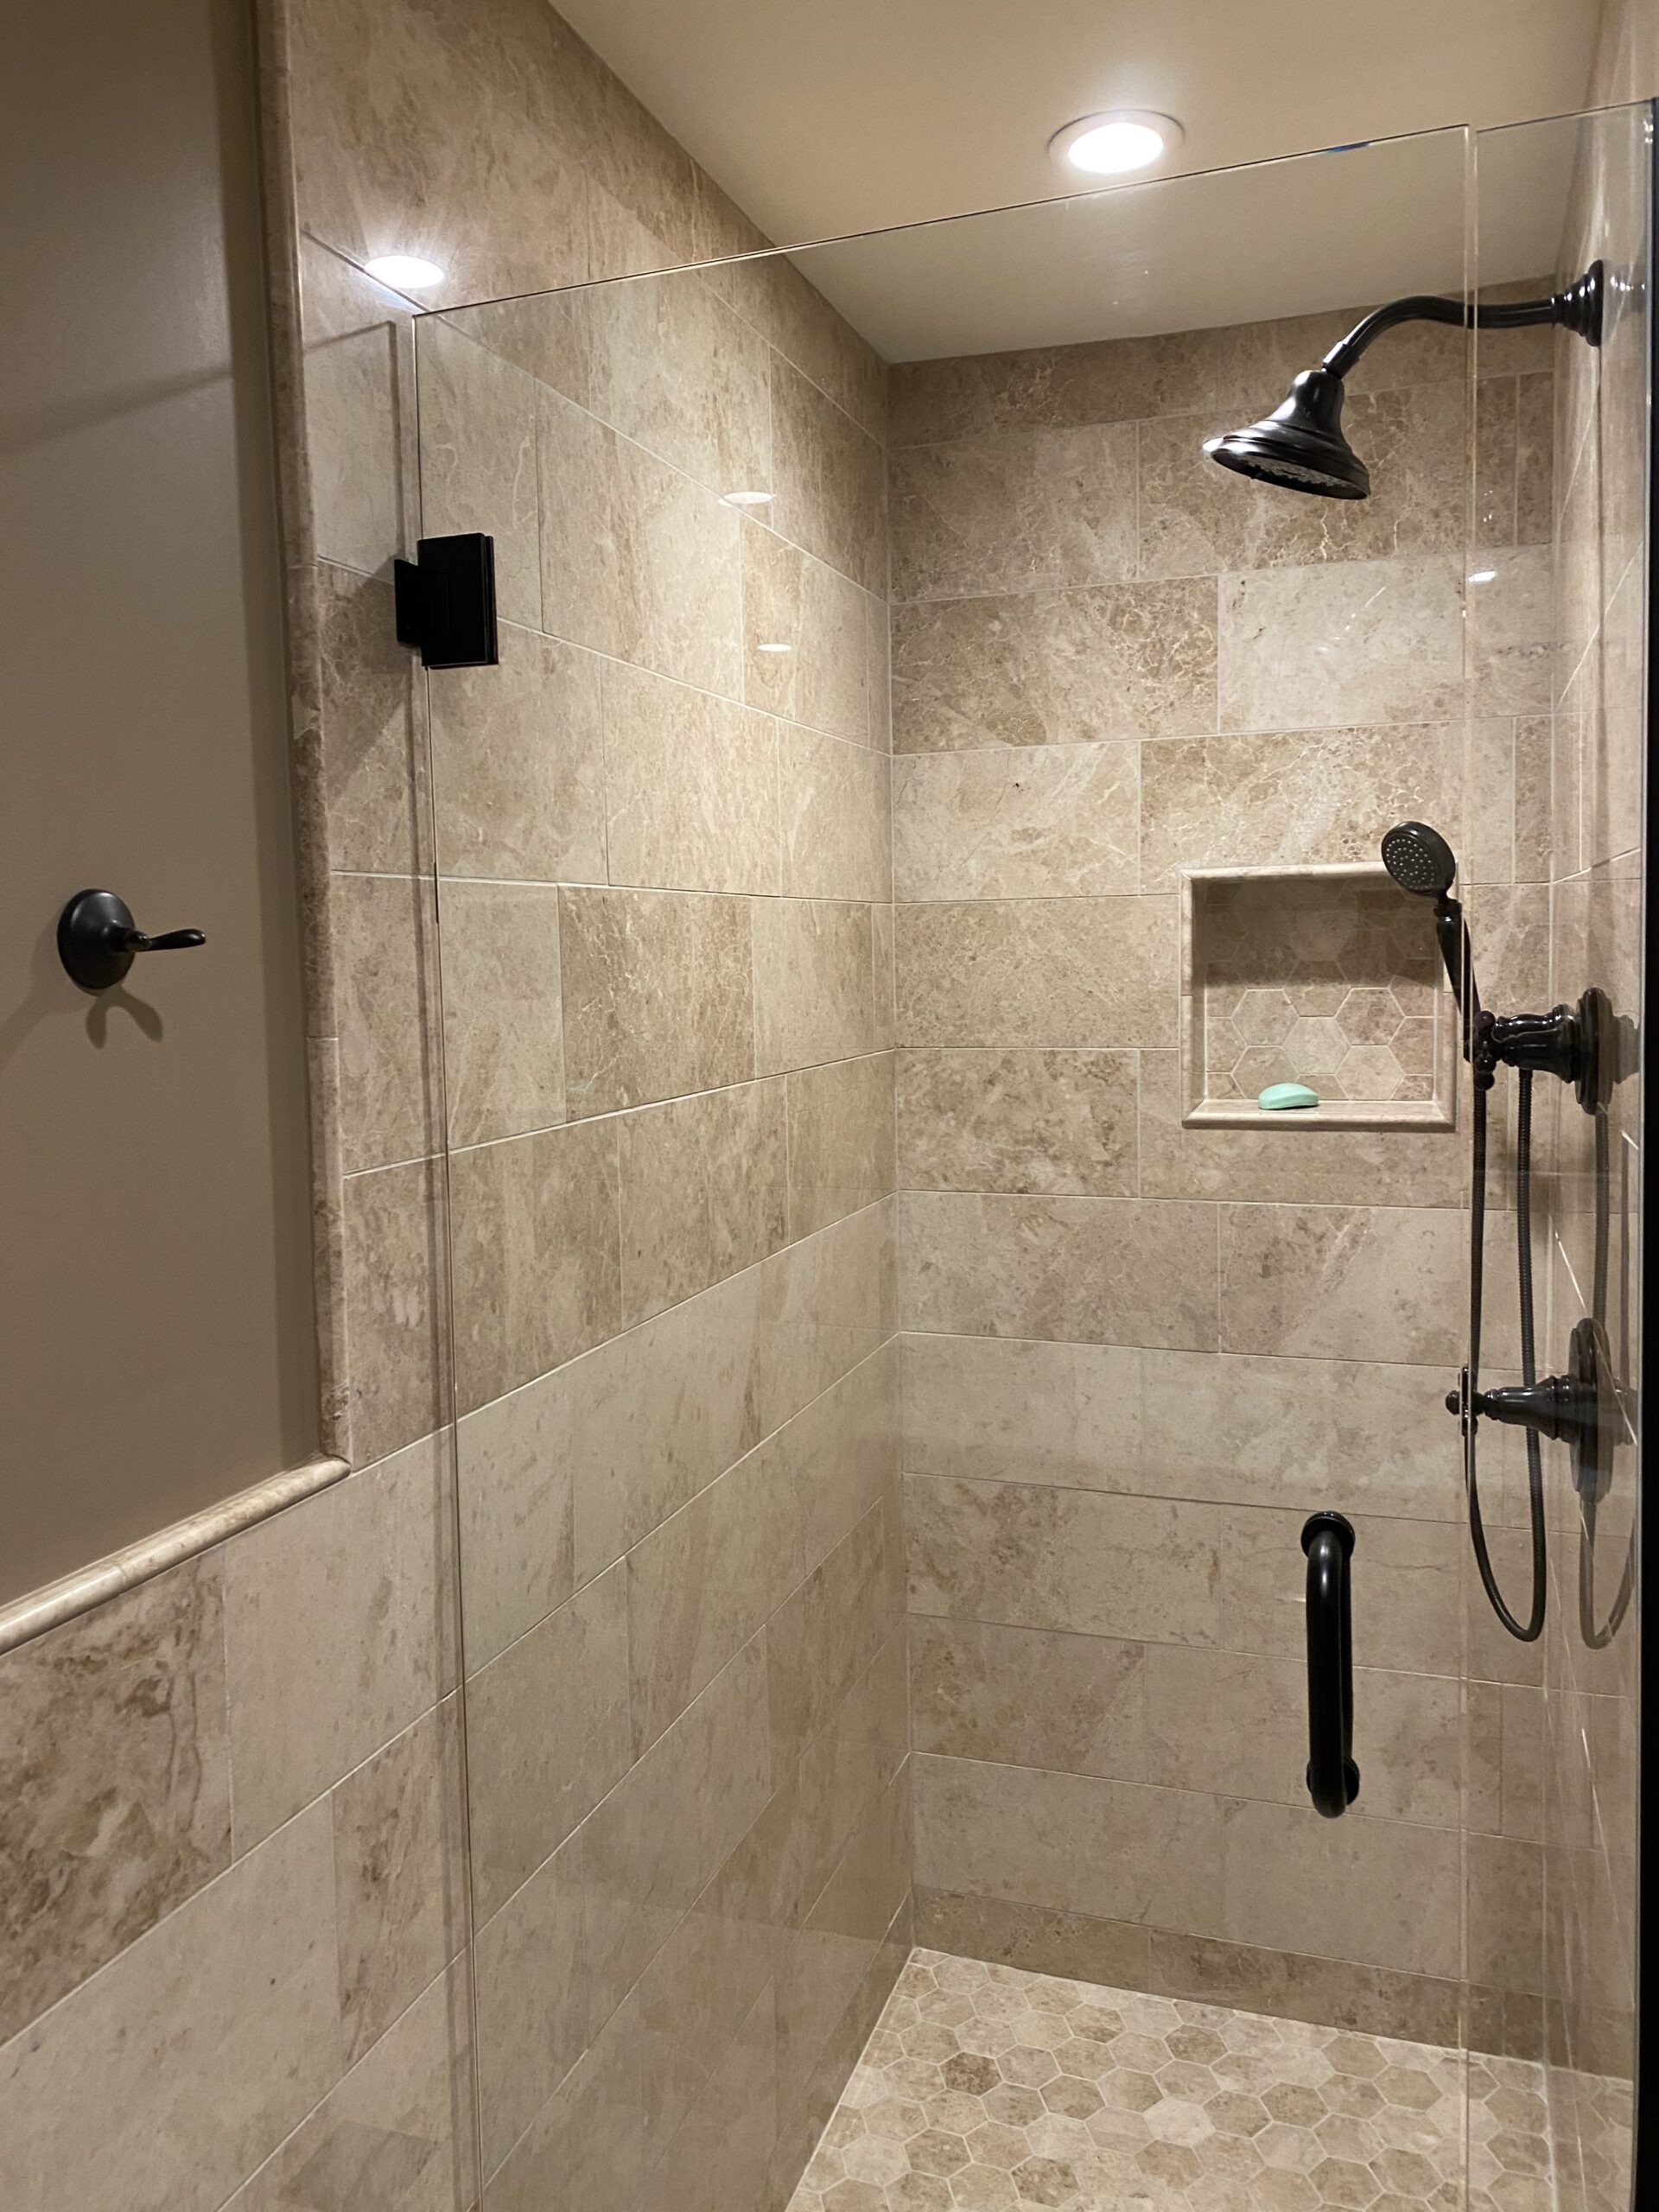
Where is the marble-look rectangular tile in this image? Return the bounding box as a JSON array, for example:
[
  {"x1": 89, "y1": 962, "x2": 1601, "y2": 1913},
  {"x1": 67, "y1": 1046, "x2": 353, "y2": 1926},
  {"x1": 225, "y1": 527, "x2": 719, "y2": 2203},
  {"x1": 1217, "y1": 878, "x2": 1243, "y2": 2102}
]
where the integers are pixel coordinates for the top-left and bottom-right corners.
[
  {"x1": 766, "y1": 1499, "x2": 905, "y2": 1764},
  {"x1": 1219, "y1": 1796, "x2": 1460, "y2": 1980},
  {"x1": 912, "y1": 1889, "x2": 1151, "y2": 1993},
  {"x1": 639, "y1": 1980, "x2": 779, "y2": 2212},
  {"x1": 315, "y1": 563, "x2": 428, "y2": 878},
  {"x1": 1139, "y1": 382, "x2": 1467, "y2": 579},
  {"x1": 538, "y1": 387, "x2": 741, "y2": 696},
  {"x1": 788, "y1": 1344, "x2": 900, "y2": 1570},
  {"x1": 1154, "y1": 1932, "x2": 1462, "y2": 2049},
  {"x1": 899, "y1": 1191, "x2": 1218, "y2": 1349},
  {"x1": 786, "y1": 1052, "x2": 896, "y2": 1238},
  {"x1": 581, "y1": 1639, "x2": 775, "y2": 2022},
  {"x1": 1468, "y1": 544, "x2": 1555, "y2": 715},
  {"x1": 438, "y1": 880, "x2": 564, "y2": 1147},
  {"x1": 779, "y1": 727, "x2": 892, "y2": 902},
  {"x1": 618, "y1": 1079, "x2": 789, "y2": 1325},
  {"x1": 300, "y1": 239, "x2": 416, "y2": 579},
  {"x1": 912, "y1": 1753, "x2": 1223, "y2": 1934},
  {"x1": 333, "y1": 872, "x2": 439, "y2": 1175},
  {"x1": 0, "y1": 1556, "x2": 230, "y2": 2044},
  {"x1": 893, "y1": 742, "x2": 1137, "y2": 900},
  {"x1": 224, "y1": 1436, "x2": 455, "y2": 1851},
  {"x1": 1139, "y1": 723, "x2": 1462, "y2": 890},
  {"x1": 1146, "y1": 1647, "x2": 1459, "y2": 1829},
  {"x1": 603, "y1": 661, "x2": 781, "y2": 894},
  {"x1": 467, "y1": 1567, "x2": 632, "y2": 1922},
  {"x1": 1217, "y1": 556, "x2": 1465, "y2": 733},
  {"x1": 905, "y1": 1473, "x2": 1220, "y2": 1643},
  {"x1": 584, "y1": 268, "x2": 771, "y2": 494},
  {"x1": 483, "y1": 1985, "x2": 645, "y2": 2212},
  {"x1": 895, "y1": 897, "x2": 1176, "y2": 1050},
  {"x1": 0, "y1": 1802, "x2": 340, "y2": 2212},
  {"x1": 447, "y1": 1118, "x2": 623, "y2": 1411},
  {"x1": 769, "y1": 358, "x2": 886, "y2": 593},
  {"x1": 1218, "y1": 1201, "x2": 1465, "y2": 1364},
  {"x1": 428, "y1": 621, "x2": 607, "y2": 884},
  {"x1": 752, "y1": 899, "x2": 881, "y2": 1073},
  {"x1": 1470, "y1": 1834, "x2": 1546, "y2": 1995},
  {"x1": 226, "y1": 1962, "x2": 476, "y2": 2212},
  {"x1": 909, "y1": 1615, "x2": 1146, "y2": 1780},
  {"x1": 474, "y1": 1827, "x2": 588, "y2": 2177},
  {"x1": 900, "y1": 1331, "x2": 1461, "y2": 1522},
  {"x1": 889, "y1": 423, "x2": 1137, "y2": 601},
  {"x1": 1138, "y1": 1052, "x2": 1465, "y2": 1207},
  {"x1": 897, "y1": 1049, "x2": 1137, "y2": 1196},
  {"x1": 560, "y1": 886, "x2": 755, "y2": 1115},
  {"x1": 340, "y1": 1156, "x2": 448, "y2": 1465},
  {"x1": 891, "y1": 578, "x2": 1217, "y2": 752},
  {"x1": 417, "y1": 316, "x2": 540, "y2": 629},
  {"x1": 626, "y1": 1428, "x2": 806, "y2": 1756},
  {"x1": 741, "y1": 523, "x2": 873, "y2": 746},
  {"x1": 331, "y1": 1699, "x2": 467, "y2": 2063},
  {"x1": 1217, "y1": 1505, "x2": 1462, "y2": 1677},
  {"x1": 710, "y1": 253, "x2": 888, "y2": 442}
]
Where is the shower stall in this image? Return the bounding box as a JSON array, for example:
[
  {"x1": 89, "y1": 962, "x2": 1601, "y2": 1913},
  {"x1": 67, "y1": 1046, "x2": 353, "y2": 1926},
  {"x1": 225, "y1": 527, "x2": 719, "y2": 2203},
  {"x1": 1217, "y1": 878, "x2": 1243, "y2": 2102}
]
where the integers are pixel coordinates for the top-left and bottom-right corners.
[{"x1": 392, "y1": 103, "x2": 1646, "y2": 2212}]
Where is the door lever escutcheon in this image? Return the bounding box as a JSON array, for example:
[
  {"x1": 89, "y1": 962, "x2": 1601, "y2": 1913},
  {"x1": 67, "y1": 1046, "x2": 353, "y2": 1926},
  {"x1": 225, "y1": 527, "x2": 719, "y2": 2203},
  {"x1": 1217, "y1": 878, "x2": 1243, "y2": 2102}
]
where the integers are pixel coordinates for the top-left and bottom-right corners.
[{"x1": 57, "y1": 888, "x2": 207, "y2": 993}]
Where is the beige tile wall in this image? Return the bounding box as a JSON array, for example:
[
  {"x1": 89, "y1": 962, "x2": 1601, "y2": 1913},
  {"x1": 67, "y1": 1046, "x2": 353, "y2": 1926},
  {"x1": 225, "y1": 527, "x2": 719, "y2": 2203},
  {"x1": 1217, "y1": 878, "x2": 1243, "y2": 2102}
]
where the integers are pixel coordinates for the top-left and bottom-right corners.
[
  {"x1": 1528, "y1": 89, "x2": 1647, "y2": 2212},
  {"x1": 416, "y1": 255, "x2": 906, "y2": 2212},
  {"x1": 0, "y1": 6, "x2": 906, "y2": 2212},
  {"x1": 889, "y1": 291, "x2": 1559, "y2": 2052}
]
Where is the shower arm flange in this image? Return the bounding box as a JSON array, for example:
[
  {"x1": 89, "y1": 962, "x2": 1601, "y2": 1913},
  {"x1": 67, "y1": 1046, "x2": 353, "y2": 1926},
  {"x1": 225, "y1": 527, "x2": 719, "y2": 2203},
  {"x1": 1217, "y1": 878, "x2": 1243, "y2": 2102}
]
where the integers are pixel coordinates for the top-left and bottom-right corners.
[{"x1": 1321, "y1": 261, "x2": 1604, "y2": 380}]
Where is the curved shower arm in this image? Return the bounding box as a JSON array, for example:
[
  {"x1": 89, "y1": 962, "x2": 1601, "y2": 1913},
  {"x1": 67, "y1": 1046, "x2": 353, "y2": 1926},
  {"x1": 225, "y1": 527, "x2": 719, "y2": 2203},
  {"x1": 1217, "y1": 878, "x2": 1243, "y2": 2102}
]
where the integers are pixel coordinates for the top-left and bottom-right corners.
[{"x1": 1322, "y1": 262, "x2": 1605, "y2": 379}]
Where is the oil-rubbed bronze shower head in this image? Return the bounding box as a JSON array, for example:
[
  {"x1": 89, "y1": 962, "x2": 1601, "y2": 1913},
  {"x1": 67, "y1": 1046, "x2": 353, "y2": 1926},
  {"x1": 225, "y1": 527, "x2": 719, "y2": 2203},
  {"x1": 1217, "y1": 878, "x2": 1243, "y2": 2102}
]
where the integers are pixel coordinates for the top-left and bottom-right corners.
[
  {"x1": 1380, "y1": 819, "x2": 1459, "y2": 898},
  {"x1": 1202, "y1": 366, "x2": 1369, "y2": 499}
]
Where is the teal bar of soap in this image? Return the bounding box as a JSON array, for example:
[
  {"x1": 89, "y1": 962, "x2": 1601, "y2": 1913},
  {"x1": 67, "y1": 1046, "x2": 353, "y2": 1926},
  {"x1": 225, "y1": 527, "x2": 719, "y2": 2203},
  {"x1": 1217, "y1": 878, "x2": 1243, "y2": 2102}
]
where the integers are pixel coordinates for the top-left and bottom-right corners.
[{"x1": 1258, "y1": 1082, "x2": 1319, "y2": 1111}]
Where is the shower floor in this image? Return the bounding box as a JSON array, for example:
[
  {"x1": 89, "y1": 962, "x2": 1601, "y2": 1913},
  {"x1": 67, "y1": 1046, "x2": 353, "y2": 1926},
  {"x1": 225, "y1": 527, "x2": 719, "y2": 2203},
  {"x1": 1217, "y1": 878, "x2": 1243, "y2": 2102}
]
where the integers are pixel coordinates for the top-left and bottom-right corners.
[{"x1": 785, "y1": 1949, "x2": 1549, "y2": 2212}]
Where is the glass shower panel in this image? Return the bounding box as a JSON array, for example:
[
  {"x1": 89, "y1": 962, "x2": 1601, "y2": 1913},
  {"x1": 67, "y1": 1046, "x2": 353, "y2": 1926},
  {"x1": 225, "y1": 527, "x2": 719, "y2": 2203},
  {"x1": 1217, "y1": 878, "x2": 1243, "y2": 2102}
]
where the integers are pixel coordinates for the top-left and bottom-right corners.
[
  {"x1": 1471, "y1": 99, "x2": 1649, "y2": 2212},
  {"x1": 409, "y1": 124, "x2": 1502, "y2": 2212}
]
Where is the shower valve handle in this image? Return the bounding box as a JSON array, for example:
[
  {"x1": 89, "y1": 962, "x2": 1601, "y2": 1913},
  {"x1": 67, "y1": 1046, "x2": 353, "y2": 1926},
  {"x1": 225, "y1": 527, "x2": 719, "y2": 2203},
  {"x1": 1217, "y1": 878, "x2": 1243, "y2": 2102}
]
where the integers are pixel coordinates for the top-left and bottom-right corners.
[{"x1": 57, "y1": 888, "x2": 207, "y2": 994}]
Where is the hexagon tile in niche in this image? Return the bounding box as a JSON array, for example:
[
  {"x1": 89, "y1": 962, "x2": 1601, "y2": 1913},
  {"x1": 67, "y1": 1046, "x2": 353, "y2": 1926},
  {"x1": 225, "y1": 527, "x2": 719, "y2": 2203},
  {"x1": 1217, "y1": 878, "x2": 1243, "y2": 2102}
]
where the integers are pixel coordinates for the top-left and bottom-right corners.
[{"x1": 785, "y1": 1951, "x2": 1551, "y2": 2212}]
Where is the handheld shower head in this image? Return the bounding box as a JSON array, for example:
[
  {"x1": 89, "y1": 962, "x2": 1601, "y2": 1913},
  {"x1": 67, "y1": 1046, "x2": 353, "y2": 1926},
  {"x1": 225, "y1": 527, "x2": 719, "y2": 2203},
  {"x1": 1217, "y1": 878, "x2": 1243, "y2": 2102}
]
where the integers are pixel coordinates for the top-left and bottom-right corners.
[{"x1": 1381, "y1": 820, "x2": 1459, "y2": 899}]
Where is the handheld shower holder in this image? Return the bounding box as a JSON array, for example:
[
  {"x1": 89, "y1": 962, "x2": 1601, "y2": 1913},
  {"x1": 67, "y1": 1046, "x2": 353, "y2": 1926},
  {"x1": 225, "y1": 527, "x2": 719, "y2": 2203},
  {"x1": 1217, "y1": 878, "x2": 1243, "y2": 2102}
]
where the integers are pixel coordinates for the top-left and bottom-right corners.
[{"x1": 1473, "y1": 988, "x2": 1606, "y2": 1111}]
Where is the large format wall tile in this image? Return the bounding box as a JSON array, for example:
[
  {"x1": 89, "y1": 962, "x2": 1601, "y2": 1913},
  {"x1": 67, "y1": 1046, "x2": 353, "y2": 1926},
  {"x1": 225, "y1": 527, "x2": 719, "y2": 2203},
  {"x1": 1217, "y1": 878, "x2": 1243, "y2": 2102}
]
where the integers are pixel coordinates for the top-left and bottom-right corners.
[
  {"x1": 1218, "y1": 1796, "x2": 1460, "y2": 1980},
  {"x1": 752, "y1": 899, "x2": 881, "y2": 1072},
  {"x1": 438, "y1": 880, "x2": 565, "y2": 1147},
  {"x1": 889, "y1": 423, "x2": 1138, "y2": 600},
  {"x1": 1218, "y1": 1202, "x2": 1465, "y2": 1364},
  {"x1": 1139, "y1": 722, "x2": 1462, "y2": 889},
  {"x1": 538, "y1": 388, "x2": 742, "y2": 695},
  {"x1": 0, "y1": 1555, "x2": 231, "y2": 2044},
  {"x1": 315, "y1": 563, "x2": 428, "y2": 878},
  {"x1": 899, "y1": 1192, "x2": 1218, "y2": 1350},
  {"x1": 618, "y1": 1079, "x2": 789, "y2": 1323},
  {"x1": 900, "y1": 1332, "x2": 1460, "y2": 1522},
  {"x1": 583, "y1": 269, "x2": 771, "y2": 494},
  {"x1": 602, "y1": 662, "x2": 781, "y2": 894},
  {"x1": 779, "y1": 726, "x2": 892, "y2": 902},
  {"x1": 912, "y1": 1754, "x2": 1223, "y2": 1935},
  {"x1": 895, "y1": 897, "x2": 1176, "y2": 1050},
  {"x1": 447, "y1": 1118, "x2": 623, "y2": 1410},
  {"x1": 560, "y1": 887, "x2": 755, "y2": 1115},
  {"x1": 333, "y1": 871, "x2": 439, "y2": 1173},
  {"x1": 786, "y1": 1052, "x2": 897, "y2": 1237},
  {"x1": 905, "y1": 1473, "x2": 1220, "y2": 1643},
  {"x1": 897, "y1": 1048, "x2": 1137, "y2": 1197},
  {"x1": 427, "y1": 622, "x2": 607, "y2": 884},
  {"x1": 741, "y1": 523, "x2": 875, "y2": 745},
  {"x1": 223, "y1": 1437, "x2": 456, "y2": 1850},
  {"x1": 340, "y1": 1156, "x2": 448, "y2": 1465},
  {"x1": 890, "y1": 578, "x2": 1217, "y2": 751},
  {"x1": 418, "y1": 318, "x2": 541, "y2": 629},
  {"x1": 0, "y1": 1804, "x2": 341, "y2": 2212},
  {"x1": 893, "y1": 742, "x2": 1137, "y2": 900},
  {"x1": 769, "y1": 359, "x2": 887, "y2": 593},
  {"x1": 1217, "y1": 556, "x2": 1465, "y2": 732},
  {"x1": 908, "y1": 1615, "x2": 1147, "y2": 1780}
]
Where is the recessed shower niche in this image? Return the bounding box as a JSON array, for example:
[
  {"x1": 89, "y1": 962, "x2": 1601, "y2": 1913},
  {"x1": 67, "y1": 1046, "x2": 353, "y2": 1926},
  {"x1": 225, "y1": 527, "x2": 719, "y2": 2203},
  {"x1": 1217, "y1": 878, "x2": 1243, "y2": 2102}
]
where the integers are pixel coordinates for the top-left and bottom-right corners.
[{"x1": 1181, "y1": 862, "x2": 1456, "y2": 1129}]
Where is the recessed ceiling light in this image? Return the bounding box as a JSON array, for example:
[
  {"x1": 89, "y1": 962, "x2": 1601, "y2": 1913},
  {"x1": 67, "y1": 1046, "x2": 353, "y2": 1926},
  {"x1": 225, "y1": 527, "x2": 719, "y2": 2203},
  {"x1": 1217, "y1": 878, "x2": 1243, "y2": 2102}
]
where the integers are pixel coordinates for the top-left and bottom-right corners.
[
  {"x1": 723, "y1": 490, "x2": 774, "y2": 507},
  {"x1": 365, "y1": 254, "x2": 445, "y2": 290},
  {"x1": 1049, "y1": 111, "x2": 1183, "y2": 178}
]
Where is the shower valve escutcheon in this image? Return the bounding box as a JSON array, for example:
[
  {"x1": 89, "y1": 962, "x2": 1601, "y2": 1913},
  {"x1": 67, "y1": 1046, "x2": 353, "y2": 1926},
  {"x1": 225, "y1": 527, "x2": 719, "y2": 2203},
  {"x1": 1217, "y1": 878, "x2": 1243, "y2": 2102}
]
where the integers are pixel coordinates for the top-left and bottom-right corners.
[
  {"x1": 56, "y1": 889, "x2": 207, "y2": 993},
  {"x1": 1446, "y1": 1319, "x2": 1623, "y2": 1504}
]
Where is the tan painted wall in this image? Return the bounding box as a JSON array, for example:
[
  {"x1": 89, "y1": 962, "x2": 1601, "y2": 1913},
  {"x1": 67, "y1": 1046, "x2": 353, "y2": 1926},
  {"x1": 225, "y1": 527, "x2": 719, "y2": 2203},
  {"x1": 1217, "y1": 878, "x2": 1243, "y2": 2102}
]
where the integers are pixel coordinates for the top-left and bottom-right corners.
[{"x1": 0, "y1": 0, "x2": 318, "y2": 1601}]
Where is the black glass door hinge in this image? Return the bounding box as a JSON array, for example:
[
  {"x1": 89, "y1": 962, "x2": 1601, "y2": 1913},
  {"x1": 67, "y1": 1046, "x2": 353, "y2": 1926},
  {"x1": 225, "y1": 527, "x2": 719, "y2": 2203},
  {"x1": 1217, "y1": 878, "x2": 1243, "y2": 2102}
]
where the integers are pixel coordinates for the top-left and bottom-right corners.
[{"x1": 394, "y1": 533, "x2": 499, "y2": 669}]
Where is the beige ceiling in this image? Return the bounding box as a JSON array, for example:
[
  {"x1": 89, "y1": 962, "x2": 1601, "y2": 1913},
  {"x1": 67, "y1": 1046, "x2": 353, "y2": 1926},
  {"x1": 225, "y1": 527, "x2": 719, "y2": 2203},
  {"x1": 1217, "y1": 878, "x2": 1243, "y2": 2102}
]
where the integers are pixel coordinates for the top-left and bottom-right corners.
[{"x1": 560, "y1": 0, "x2": 1609, "y2": 354}]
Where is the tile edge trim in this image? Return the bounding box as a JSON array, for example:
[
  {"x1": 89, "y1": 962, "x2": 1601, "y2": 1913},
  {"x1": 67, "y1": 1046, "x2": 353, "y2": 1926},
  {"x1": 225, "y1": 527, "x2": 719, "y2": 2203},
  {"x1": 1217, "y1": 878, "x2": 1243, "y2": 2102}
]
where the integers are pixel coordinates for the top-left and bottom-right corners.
[{"x1": 0, "y1": 1453, "x2": 351, "y2": 1656}]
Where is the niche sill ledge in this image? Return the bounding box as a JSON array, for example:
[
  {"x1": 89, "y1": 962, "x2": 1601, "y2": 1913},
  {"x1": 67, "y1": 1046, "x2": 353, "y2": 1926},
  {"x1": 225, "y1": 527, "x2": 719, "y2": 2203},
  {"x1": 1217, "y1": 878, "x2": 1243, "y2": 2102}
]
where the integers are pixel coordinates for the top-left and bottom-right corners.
[{"x1": 1183, "y1": 1096, "x2": 1454, "y2": 1132}]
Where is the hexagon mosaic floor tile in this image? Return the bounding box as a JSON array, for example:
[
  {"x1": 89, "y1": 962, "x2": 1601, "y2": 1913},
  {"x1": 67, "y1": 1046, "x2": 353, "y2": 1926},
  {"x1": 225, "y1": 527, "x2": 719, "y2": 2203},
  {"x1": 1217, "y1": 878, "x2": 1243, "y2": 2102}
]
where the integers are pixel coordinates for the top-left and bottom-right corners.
[{"x1": 785, "y1": 1950, "x2": 1553, "y2": 2212}]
